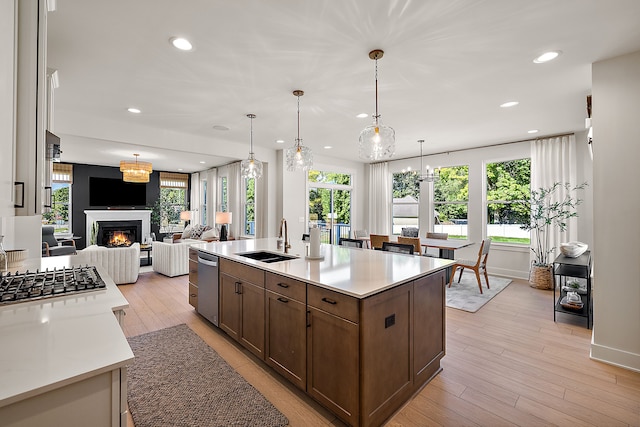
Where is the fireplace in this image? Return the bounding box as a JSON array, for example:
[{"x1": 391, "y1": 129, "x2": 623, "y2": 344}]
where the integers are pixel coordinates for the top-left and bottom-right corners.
[{"x1": 96, "y1": 220, "x2": 142, "y2": 247}]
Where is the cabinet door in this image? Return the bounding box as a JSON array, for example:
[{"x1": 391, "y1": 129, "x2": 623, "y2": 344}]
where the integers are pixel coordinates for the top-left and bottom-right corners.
[
  {"x1": 266, "y1": 290, "x2": 306, "y2": 390},
  {"x1": 188, "y1": 254, "x2": 198, "y2": 309},
  {"x1": 219, "y1": 273, "x2": 241, "y2": 341},
  {"x1": 413, "y1": 270, "x2": 445, "y2": 385},
  {"x1": 307, "y1": 306, "x2": 359, "y2": 427},
  {"x1": 239, "y1": 281, "x2": 265, "y2": 359}
]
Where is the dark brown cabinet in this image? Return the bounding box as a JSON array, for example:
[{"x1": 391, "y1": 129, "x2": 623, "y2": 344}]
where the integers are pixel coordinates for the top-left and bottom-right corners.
[
  {"x1": 219, "y1": 259, "x2": 265, "y2": 359},
  {"x1": 188, "y1": 248, "x2": 198, "y2": 309},
  {"x1": 307, "y1": 286, "x2": 360, "y2": 427},
  {"x1": 265, "y1": 273, "x2": 307, "y2": 390}
]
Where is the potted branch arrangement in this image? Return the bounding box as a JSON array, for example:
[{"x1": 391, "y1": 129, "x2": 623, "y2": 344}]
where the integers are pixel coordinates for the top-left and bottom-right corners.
[{"x1": 521, "y1": 182, "x2": 587, "y2": 289}]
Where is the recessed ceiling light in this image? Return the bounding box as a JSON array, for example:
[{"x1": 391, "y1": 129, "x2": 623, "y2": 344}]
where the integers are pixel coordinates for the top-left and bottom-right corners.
[
  {"x1": 199, "y1": 161, "x2": 205, "y2": 164},
  {"x1": 127, "y1": 107, "x2": 141, "y2": 114},
  {"x1": 177, "y1": 168, "x2": 183, "y2": 171},
  {"x1": 170, "y1": 37, "x2": 193, "y2": 51},
  {"x1": 528, "y1": 129, "x2": 539, "y2": 134},
  {"x1": 275, "y1": 139, "x2": 284, "y2": 144},
  {"x1": 212, "y1": 125, "x2": 229, "y2": 131},
  {"x1": 500, "y1": 101, "x2": 519, "y2": 108},
  {"x1": 324, "y1": 146, "x2": 332, "y2": 149},
  {"x1": 356, "y1": 113, "x2": 369, "y2": 118},
  {"x1": 533, "y1": 51, "x2": 561, "y2": 64}
]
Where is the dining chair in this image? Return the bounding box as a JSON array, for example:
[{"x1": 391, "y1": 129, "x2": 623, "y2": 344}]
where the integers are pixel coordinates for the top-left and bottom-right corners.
[
  {"x1": 448, "y1": 238, "x2": 491, "y2": 294},
  {"x1": 424, "y1": 232, "x2": 449, "y2": 257},
  {"x1": 400, "y1": 227, "x2": 419, "y2": 237},
  {"x1": 369, "y1": 234, "x2": 389, "y2": 250},
  {"x1": 381, "y1": 241, "x2": 414, "y2": 255},
  {"x1": 397, "y1": 236, "x2": 421, "y2": 255},
  {"x1": 353, "y1": 229, "x2": 369, "y2": 248},
  {"x1": 339, "y1": 238, "x2": 364, "y2": 248}
]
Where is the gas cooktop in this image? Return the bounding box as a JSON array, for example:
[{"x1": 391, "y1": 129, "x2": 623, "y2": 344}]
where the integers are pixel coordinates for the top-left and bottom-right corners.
[{"x1": 0, "y1": 265, "x2": 107, "y2": 305}]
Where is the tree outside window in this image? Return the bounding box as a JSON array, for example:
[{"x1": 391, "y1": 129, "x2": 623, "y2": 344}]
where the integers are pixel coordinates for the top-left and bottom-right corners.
[
  {"x1": 244, "y1": 177, "x2": 255, "y2": 235},
  {"x1": 486, "y1": 158, "x2": 531, "y2": 244},
  {"x1": 433, "y1": 165, "x2": 469, "y2": 239},
  {"x1": 392, "y1": 172, "x2": 419, "y2": 235},
  {"x1": 308, "y1": 170, "x2": 352, "y2": 244}
]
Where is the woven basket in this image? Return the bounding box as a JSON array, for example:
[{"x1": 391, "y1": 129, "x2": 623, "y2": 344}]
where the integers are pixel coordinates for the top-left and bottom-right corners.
[{"x1": 529, "y1": 264, "x2": 554, "y2": 290}]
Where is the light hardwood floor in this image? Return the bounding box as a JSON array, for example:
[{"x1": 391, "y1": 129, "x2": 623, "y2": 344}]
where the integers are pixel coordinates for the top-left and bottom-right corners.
[{"x1": 119, "y1": 270, "x2": 640, "y2": 427}]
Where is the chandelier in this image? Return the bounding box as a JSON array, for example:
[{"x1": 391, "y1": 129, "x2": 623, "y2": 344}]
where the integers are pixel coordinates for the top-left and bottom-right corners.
[
  {"x1": 286, "y1": 90, "x2": 313, "y2": 172},
  {"x1": 120, "y1": 153, "x2": 152, "y2": 183},
  {"x1": 359, "y1": 49, "x2": 395, "y2": 161},
  {"x1": 241, "y1": 114, "x2": 264, "y2": 179},
  {"x1": 416, "y1": 140, "x2": 439, "y2": 182}
]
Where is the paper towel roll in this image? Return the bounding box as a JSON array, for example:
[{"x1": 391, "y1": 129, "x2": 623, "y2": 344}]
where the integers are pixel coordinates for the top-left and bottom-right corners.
[{"x1": 309, "y1": 227, "x2": 321, "y2": 258}]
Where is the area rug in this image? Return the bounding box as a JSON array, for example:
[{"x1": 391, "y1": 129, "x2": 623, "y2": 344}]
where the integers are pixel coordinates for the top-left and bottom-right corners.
[
  {"x1": 127, "y1": 324, "x2": 289, "y2": 427},
  {"x1": 446, "y1": 272, "x2": 512, "y2": 313}
]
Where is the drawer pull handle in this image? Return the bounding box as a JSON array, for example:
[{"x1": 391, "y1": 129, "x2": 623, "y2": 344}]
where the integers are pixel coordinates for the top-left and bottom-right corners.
[
  {"x1": 277, "y1": 297, "x2": 289, "y2": 303},
  {"x1": 190, "y1": 294, "x2": 197, "y2": 298},
  {"x1": 277, "y1": 283, "x2": 290, "y2": 288},
  {"x1": 321, "y1": 297, "x2": 337, "y2": 305},
  {"x1": 235, "y1": 281, "x2": 242, "y2": 294}
]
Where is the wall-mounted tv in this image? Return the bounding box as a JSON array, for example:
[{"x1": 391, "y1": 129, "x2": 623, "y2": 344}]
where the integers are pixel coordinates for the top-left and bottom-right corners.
[{"x1": 89, "y1": 177, "x2": 147, "y2": 207}]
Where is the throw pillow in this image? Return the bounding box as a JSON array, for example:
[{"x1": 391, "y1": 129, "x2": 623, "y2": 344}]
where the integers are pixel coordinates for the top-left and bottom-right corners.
[
  {"x1": 181, "y1": 224, "x2": 193, "y2": 239},
  {"x1": 190, "y1": 224, "x2": 207, "y2": 239},
  {"x1": 200, "y1": 227, "x2": 218, "y2": 240}
]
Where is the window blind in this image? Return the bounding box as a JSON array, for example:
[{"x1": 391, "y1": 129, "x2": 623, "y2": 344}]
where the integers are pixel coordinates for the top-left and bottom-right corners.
[
  {"x1": 160, "y1": 172, "x2": 189, "y2": 188},
  {"x1": 52, "y1": 163, "x2": 73, "y2": 183}
]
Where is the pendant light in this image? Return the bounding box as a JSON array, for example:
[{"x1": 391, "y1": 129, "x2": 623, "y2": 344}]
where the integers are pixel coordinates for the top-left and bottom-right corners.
[
  {"x1": 120, "y1": 153, "x2": 152, "y2": 183},
  {"x1": 417, "y1": 140, "x2": 439, "y2": 182},
  {"x1": 241, "y1": 113, "x2": 263, "y2": 179},
  {"x1": 359, "y1": 49, "x2": 395, "y2": 161},
  {"x1": 286, "y1": 90, "x2": 313, "y2": 172}
]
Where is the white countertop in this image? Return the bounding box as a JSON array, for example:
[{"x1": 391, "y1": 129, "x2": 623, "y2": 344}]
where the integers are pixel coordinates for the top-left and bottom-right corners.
[
  {"x1": 191, "y1": 238, "x2": 453, "y2": 298},
  {"x1": 0, "y1": 257, "x2": 133, "y2": 408}
]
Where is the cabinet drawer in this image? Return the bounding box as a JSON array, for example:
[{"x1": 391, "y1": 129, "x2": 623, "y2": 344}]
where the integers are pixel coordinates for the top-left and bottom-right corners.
[
  {"x1": 266, "y1": 273, "x2": 306, "y2": 302},
  {"x1": 188, "y1": 283, "x2": 198, "y2": 309},
  {"x1": 308, "y1": 285, "x2": 359, "y2": 323},
  {"x1": 220, "y1": 259, "x2": 265, "y2": 286}
]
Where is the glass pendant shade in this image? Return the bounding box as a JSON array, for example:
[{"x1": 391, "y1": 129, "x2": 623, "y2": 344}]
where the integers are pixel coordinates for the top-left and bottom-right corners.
[
  {"x1": 241, "y1": 114, "x2": 263, "y2": 179},
  {"x1": 120, "y1": 154, "x2": 152, "y2": 183},
  {"x1": 359, "y1": 49, "x2": 395, "y2": 161},
  {"x1": 358, "y1": 116, "x2": 395, "y2": 161},
  {"x1": 286, "y1": 90, "x2": 313, "y2": 172},
  {"x1": 286, "y1": 141, "x2": 313, "y2": 172}
]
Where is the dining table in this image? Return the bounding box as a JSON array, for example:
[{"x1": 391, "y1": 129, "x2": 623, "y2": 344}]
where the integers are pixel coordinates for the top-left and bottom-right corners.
[{"x1": 419, "y1": 237, "x2": 474, "y2": 259}]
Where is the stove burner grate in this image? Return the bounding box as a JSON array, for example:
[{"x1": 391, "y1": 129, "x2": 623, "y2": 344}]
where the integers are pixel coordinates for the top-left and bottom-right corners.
[{"x1": 0, "y1": 265, "x2": 107, "y2": 305}]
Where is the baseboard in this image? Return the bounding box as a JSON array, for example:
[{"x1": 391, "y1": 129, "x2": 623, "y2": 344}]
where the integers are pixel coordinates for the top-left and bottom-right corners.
[
  {"x1": 488, "y1": 267, "x2": 529, "y2": 280},
  {"x1": 590, "y1": 335, "x2": 640, "y2": 373}
]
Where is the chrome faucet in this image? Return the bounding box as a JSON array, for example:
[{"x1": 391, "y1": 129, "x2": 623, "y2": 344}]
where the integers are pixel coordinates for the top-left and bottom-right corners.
[{"x1": 278, "y1": 218, "x2": 291, "y2": 253}]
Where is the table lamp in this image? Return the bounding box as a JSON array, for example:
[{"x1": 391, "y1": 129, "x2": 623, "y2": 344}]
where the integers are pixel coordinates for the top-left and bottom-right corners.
[
  {"x1": 215, "y1": 212, "x2": 232, "y2": 241},
  {"x1": 180, "y1": 211, "x2": 191, "y2": 226}
]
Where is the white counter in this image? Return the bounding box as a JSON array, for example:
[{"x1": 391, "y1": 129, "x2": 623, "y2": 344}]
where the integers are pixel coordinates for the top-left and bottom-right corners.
[
  {"x1": 191, "y1": 237, "x2": 453, "y2": 298},
  {"x1": 0, "y1": 256, "x2": 133, "y2": 408}
]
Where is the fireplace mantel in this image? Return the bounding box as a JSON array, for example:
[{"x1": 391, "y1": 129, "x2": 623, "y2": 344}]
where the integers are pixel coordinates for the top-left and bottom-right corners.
[{"x1": 85, "y1": 210, "x2": 151, "y2": 244}]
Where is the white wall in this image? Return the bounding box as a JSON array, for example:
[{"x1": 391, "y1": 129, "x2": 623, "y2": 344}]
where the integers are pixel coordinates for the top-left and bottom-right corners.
[{"x1": 591, "y1": 50, "x2": 640, "y2": 372}]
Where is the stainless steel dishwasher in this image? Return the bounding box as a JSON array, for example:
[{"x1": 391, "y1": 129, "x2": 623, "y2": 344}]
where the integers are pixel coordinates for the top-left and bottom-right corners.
[{"x1": 197, "y1": 251, "x2": 219, "y2": 326}]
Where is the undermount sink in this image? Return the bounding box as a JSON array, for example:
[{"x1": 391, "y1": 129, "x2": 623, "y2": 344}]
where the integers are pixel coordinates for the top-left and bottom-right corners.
[{"x1": 236, "y1": 251, "x2": 298, "y2": 263}]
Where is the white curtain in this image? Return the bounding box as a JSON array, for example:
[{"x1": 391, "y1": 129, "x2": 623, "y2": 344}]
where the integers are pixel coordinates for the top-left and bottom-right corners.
[
  {"x1": 206, "y1": 168, "x2": 217, "y2": 227},
  {"x1": 190, "y1": 172, "x2": 200, "y2": 225},
  {"x1": 254, "y1": 163, "x2": 268, "y2": 238},
  {"x1": 531, "y1": 134, "x2": 578, "y2": 262},
  {"x1": 227, "y1": 162, "x2": 242, "y2": 239},
  {"x1": 368, "y1": 162, "x2": 391, "y2": 234}
]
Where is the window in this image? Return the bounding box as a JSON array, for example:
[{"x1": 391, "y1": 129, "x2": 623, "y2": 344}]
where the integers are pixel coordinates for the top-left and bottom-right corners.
[
  {"x1": 392, "y1": 172, "x2": 419, "y2": 235},
  {"x1": 486, "y1": 158, "x2": 531, "y2": 244},
  {"x1": 201, "y1": 179, "x2": 207, "y2": 224},
  {"x1": 158, "y1": 172, "x2": 188, "y2": 233},
  {"x1": 243, "y1": 177, "x2": 255, "y2": 236},
  {"x1": 219, "y1": 176, "x2": 228, "y2": 212},
  {"x1": 44, "y1": 163, "x2": 72, "y2": 234},
  {"x1": 433, "y1": 165, "x2": 469, "y2": 239},
  {"x1": 308, "y1": 170, "x2": 352, "y2": 244}
]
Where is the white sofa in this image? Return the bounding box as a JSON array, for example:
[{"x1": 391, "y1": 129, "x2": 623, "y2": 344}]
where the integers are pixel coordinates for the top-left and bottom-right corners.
[
  {"x1": 152, "y1": 240, "x2": 192, "y2": 277},
  {"x1": 73, "y1": 243, "x2": 140, "y2": 285}
]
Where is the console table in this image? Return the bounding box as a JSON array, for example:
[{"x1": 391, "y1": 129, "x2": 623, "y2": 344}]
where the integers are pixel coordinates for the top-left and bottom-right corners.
[{"x1": 553, "y1": 251, "x2": 592, "y2": 329}]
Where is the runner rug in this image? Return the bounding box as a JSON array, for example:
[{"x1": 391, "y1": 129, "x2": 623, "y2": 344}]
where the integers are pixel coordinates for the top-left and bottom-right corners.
[{"x1": 127, "y1": 324, "x2": 289, "y2": 427}]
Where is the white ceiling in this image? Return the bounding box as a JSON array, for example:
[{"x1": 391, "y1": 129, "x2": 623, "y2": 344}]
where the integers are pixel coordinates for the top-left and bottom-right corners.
[{"x1": 47, "y1": 0, "x2": 640, "y2": 173}]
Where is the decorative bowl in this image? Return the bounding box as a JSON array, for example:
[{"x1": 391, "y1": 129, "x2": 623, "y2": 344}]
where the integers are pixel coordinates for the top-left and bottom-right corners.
[
  {"x1": 560, "y1": 241, "x2": 588, "y2": 258},
  {"x1": 7, "y1": 249, "x2": 29, "y2": 268}
]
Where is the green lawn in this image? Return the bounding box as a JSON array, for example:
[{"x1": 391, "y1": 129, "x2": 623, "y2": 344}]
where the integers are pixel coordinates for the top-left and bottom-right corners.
[{"x1": 488, "y1": 236, "x2": 530, "y2": 244}]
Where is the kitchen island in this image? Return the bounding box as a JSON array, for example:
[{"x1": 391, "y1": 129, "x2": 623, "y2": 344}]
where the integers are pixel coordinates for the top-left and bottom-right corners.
[
  {"x1": 191, "y1": 238, "x2": 453, "y2": 427},
  {"x1": 0, "y1": 257, "x2": 133, "y2": 427}
]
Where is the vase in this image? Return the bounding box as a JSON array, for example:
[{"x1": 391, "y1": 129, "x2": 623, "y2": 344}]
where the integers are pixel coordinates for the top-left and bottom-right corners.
[{"x1": 529, "y1": 264, "x2": 554, "y2": 290}]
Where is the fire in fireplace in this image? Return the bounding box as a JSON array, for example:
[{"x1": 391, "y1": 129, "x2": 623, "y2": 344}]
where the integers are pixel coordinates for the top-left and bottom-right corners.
[{"x1": 96, "y1": 220, "x2": 142, "y2": 247}]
